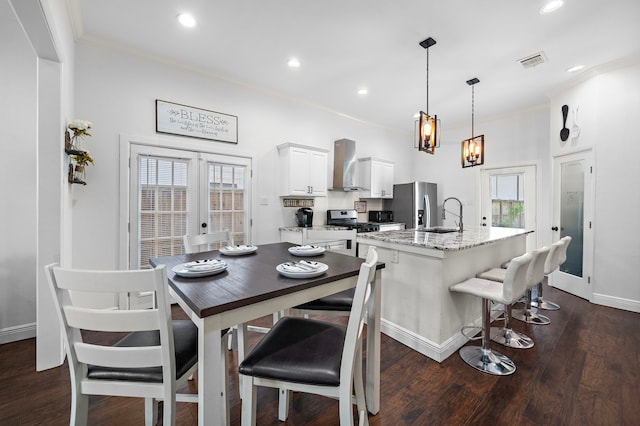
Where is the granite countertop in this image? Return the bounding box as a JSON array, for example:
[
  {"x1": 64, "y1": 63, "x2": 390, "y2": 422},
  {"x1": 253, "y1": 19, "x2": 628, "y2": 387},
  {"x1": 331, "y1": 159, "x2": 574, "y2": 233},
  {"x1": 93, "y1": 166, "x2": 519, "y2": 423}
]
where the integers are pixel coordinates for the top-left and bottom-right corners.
[
  {"x1": 279, "y1": 225, "x2": 350, "y2": 232},
  {"x1": 357, "y1": 227, "x2": 533, "y2": 251}
]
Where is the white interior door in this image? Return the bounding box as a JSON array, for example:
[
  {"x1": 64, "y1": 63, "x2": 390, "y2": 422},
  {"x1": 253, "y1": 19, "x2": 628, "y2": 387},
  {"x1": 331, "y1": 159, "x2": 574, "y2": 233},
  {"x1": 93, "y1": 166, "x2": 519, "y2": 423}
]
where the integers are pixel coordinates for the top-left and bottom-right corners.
[
  {"x1": 551, "y1": 150, "x2": 594, "y2": 300},
  {"x1": 480, "y1": 165, "x2": 537, "y2": 251}
]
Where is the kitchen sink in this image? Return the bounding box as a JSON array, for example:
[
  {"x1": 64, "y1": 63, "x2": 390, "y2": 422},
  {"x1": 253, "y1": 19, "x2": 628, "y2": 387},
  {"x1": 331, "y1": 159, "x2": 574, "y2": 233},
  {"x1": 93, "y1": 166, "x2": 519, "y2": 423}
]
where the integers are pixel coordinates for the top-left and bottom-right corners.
[{"x1": 422, "y1": 227, "x2": 459, "y2": 234}]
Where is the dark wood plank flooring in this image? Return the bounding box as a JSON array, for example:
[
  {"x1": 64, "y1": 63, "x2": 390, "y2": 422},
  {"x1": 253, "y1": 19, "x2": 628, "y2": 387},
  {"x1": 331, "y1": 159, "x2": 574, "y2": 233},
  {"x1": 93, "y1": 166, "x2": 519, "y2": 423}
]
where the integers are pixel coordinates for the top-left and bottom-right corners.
[{"x1": 1, "y1": 281, "x2": 638, "y2": 425}]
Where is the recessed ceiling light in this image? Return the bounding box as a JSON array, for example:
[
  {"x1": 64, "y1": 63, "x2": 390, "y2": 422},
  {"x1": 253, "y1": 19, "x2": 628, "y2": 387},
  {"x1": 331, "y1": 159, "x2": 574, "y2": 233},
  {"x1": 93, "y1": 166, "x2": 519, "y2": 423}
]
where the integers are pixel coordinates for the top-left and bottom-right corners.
[
  {"x1": 177, "y1": 13, "x2": 196, "y2": 28},
  {"x1": 287, "y1": 58, "x2": 301, "y2": 68},
  {"x1": 567, "y1": 65, "x2": 584, "y2": 73},
  {"x1": 540, "y1": 1, "x2": 564, "y2": 14},
  {"x1": 357, "y1": 88, "x2": 368, "y2": 96}
]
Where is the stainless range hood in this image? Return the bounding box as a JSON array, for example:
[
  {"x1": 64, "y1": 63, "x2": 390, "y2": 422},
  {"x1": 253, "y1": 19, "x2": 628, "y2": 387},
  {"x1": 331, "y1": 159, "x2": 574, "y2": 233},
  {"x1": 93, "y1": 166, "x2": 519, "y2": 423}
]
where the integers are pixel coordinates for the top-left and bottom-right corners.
[{"x1": 330, "y1": 138, "x2": 366, "y2": 191}]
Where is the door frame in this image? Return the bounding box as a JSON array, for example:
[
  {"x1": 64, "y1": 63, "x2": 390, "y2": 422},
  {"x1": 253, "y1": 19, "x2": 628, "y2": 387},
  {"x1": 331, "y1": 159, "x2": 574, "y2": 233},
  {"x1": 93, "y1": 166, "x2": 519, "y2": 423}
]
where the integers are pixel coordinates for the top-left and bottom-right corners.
[
  {"x1": 550, "y1": 148, "x2": 595, "y2": 301},
  {"x1": 480, "y1": 163, "x2": 538, "y2": 252},
  {"x1": 119, "y1": 134, "x2": 256, "y2": 270}
]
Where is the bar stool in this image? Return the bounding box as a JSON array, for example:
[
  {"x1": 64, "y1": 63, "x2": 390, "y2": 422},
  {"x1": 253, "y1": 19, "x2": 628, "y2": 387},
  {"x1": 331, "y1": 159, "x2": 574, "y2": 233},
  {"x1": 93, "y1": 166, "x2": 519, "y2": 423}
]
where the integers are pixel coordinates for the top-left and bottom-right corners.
[
  {"x1": 476, "y1": 246, "x2": 550, "y2": 349},
  {"x1": 450, "y1": 252, "x2": 532, "y2": 375},
  {"x1": 532, "y1": 236, "x2": 572, "y2": 310}
]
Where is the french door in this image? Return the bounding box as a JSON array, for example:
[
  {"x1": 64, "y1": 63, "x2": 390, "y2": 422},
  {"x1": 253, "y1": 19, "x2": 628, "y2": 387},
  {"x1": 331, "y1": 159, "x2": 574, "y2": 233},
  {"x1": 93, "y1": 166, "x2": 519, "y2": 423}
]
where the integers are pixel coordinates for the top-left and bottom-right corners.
[
  {"x1": 128, "y1": 145, "x2": 251, "y2": 270},
  {"x1": 480, "y1": 165, "x2": 537, "y2": 251},
  {"x1": 550, "y1": 150, "x2": 593, "y2": 300}
]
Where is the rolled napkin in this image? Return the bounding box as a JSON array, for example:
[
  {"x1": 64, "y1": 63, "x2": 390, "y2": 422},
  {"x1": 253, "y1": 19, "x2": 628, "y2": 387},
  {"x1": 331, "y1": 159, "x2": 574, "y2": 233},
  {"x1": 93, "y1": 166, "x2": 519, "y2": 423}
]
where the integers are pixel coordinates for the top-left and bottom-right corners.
[{"x1": 294, "y1": 245, "x2": 319, "y2": 251}]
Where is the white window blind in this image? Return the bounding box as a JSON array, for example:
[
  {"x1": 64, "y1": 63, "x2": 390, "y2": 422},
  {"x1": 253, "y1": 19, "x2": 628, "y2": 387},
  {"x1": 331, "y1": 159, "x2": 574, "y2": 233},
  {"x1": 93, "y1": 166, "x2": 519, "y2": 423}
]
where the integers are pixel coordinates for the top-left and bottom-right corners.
[{"x1": 138, "y1": 155, "x2": 189, "y2": 269}]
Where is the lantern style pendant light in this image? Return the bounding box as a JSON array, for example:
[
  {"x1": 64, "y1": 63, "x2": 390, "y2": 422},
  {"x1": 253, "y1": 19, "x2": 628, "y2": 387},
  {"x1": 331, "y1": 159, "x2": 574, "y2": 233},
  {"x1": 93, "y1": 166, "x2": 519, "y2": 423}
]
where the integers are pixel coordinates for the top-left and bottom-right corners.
[
  {"x1": 416, "y1": 37, "x2": 440, "y2": 154},
  {"x1": 461, "y1": 78, "x2": 485, "y2": 168}
]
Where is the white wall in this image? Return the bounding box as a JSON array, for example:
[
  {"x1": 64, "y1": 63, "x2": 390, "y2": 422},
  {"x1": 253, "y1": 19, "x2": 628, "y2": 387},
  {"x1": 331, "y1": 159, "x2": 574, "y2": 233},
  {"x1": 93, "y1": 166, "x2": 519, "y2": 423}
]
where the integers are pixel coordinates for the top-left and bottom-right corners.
[
  {"x1": 0, "y1": 1, "x2": 38, "y2": 341},
  {"x1": 550, "y1": 59, "x2": 640, "y2": 309},
  {"x1": 410, "y1": 106, "x2": 551, "y2": 243},
  {"x1": 71, "y1": 42, "x2": 414, "y2": 269}
]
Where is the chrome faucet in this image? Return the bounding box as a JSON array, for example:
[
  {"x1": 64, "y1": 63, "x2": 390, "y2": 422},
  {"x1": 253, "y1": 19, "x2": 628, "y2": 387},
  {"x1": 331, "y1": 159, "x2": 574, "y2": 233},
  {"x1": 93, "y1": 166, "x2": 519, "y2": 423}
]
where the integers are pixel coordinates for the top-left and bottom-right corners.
[{"x1": 442, "y1": 197, "x2": 463, "y2": 232}]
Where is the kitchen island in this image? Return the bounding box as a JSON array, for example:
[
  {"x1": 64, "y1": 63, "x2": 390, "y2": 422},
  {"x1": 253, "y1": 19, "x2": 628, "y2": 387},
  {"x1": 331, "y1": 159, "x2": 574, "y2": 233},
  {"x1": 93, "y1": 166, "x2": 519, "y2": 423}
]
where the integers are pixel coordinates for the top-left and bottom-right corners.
[{"x1": 357, "y1": 227, "x2": 533, "y2": 362}]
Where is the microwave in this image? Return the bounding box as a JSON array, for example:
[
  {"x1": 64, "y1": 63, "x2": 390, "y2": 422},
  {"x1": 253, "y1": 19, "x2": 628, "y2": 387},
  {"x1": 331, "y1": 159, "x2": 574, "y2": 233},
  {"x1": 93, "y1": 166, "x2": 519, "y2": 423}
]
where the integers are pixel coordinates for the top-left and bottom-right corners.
[{"x1": 368, "y1": 210, "x2": 393, "y2": 223}]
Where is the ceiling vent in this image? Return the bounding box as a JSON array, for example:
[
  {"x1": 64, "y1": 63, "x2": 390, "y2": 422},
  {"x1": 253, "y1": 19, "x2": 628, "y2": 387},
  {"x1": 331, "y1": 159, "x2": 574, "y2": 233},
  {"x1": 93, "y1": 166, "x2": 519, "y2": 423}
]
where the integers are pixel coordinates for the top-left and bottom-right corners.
[{"x1": 518, "y1": 51, "x2": 548, "y2": 69}]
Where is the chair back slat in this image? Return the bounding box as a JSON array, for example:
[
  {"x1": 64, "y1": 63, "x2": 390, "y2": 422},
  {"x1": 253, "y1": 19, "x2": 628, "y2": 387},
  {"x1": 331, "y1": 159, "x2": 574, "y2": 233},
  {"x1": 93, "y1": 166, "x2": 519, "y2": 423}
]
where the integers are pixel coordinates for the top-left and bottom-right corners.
[
  {"x1": 64, "y1": 306, "x2": 159, "y2": 332},
  {"x1": 52, "y1": 267, "x2": 160, "y2": 293},
  {"x1": 502, "y1": 252, "x2": 532, "y2": 303},
  {"x1": 75, "y1": 342, "x2": 163, "y2": 368},
  {"x1": 340, "y1": 247, "x2": 378, "y2": 383},
  {"x1": 183, "y1": 231, "x2": 232, "y2": 254},
  {"x1": 305, "y1": 229, "x2": 357, "y2": 257}
]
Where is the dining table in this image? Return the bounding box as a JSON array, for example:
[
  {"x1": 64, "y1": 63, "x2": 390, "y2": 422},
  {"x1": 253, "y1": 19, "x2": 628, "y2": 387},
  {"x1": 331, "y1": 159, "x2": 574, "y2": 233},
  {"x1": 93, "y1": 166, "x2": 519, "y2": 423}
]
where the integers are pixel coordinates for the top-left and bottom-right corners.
[{"x1": 150, "y1": 241, "x2": 385, "y2": 426}]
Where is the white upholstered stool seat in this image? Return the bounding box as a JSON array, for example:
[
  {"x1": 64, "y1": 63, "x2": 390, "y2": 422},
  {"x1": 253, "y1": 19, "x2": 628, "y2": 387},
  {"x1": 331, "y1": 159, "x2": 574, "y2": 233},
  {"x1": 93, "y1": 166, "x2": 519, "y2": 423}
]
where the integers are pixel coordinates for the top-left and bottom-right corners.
[
  {"x1": 450, "y1": 252, "x2": 532, "y2": 376},
  {"x1": 477, "y1": 246, "x2": 550, "y2": 349}
]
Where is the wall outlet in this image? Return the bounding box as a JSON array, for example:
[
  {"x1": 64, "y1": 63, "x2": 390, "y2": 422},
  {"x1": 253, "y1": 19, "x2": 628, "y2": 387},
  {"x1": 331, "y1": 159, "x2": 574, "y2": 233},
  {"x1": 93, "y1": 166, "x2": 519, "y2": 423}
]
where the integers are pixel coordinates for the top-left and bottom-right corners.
[{"x1": 390, "y1": 250, "x2": 399, "y2": 263}]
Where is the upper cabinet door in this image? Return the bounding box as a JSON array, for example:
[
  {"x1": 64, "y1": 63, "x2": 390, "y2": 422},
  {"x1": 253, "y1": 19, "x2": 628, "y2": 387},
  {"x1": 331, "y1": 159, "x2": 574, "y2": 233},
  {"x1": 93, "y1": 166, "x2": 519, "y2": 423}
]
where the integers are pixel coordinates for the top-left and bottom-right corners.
[
  {"x1": 307, "y1": 149, "x2": 328, "y2": 196},
  {"x1": 278, "y1": 143, "x2": 329, "y2": 197},
  {"x1": 358, "y1": 158, "x2": 394, "y2": 198}
]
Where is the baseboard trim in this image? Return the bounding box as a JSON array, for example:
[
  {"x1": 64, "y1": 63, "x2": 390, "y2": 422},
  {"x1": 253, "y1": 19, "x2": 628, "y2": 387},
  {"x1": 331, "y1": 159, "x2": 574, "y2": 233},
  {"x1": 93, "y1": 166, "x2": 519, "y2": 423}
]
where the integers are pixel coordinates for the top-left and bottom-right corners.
[
  {"x1": 380, "y1": 317, "x2": 481, "y2": 363},
  {"x1": 592, "y1": 293, "x2": 640, "y2": 313},
  {"x1": 0, "y1": 323, "x2": 36, "y2": 344}
]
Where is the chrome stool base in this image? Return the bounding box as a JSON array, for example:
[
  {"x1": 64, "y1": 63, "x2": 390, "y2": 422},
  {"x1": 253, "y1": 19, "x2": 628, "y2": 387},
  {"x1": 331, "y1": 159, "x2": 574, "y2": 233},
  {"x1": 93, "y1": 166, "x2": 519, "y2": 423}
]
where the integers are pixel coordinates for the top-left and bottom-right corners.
[
  {"x1": 490, "y1": 326, "x2": 534, "y2": 349},
  {"x1": 512, "y1": 308, "x2": 551, "y2": 325},
  {"x1": 531, "y1": 297, "x2": 560, "y2": 311},
  {"x1": 459, "y1": 346, "x2": 516, "y2": 376}
]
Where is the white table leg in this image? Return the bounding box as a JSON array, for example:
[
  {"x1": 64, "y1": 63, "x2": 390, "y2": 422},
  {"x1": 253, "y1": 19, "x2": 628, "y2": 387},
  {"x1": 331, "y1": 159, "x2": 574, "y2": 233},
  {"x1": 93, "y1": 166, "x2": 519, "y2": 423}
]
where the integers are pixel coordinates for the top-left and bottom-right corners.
[
  {"x1": 365, "y1": 269, "x2": 381, "y2": 414},
  {"x1": 198, "y1": 319, "x2": 228, "y2": 426}
]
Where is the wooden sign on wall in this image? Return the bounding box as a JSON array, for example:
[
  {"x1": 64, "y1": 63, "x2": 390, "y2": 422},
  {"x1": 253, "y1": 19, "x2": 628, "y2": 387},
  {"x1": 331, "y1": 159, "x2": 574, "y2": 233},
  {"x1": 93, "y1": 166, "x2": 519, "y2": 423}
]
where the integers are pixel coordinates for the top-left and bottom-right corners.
[{"x1": 156, "y1": 99, "x2": 238, "y2": 144}]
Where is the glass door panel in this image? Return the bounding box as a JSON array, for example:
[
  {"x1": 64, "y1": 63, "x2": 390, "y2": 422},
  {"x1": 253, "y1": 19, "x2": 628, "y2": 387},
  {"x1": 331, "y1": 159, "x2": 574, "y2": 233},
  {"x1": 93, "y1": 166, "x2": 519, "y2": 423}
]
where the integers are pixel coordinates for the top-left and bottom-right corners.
[
  {"x1": 551, "y1": 150, "x2": 593, "y2": 301},
  {"x1": 560, "y1": 160, "x2": 585, "y2": 277}
]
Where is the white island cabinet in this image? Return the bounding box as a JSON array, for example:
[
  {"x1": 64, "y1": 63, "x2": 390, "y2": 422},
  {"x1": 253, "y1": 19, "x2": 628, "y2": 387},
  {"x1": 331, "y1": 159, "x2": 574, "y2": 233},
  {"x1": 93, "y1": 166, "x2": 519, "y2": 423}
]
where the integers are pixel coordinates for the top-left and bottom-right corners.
[
  {"x1": 278, "y1": 143, "x2": 328, "y2": 197},
  {"x1": 357, "y1": 227, "x2": 533, "y2": 362},
  {"x1": 358, "y1": 158, "x2": 394, "y2": 199}
]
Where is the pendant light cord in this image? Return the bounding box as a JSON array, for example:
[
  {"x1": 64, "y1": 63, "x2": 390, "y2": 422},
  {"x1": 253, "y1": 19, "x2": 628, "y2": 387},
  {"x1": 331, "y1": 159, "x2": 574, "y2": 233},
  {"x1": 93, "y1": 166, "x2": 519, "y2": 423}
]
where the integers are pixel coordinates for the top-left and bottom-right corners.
[
  {"x1": 426, "y1": 49, "x2": 430, "y2": 115},
  {"x1": 471, "y1": 84, "x2": 475, "y2": 137}
]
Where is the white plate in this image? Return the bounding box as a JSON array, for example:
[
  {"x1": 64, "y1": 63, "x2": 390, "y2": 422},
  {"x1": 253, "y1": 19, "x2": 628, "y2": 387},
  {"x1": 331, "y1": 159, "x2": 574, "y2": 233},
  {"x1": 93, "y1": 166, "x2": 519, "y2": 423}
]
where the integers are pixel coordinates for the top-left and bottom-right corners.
[
  {"x1": 276, "y1": 261, "x2": 328, "y2": 278},
  {"x1": 172, "y1": 260, "x2": 228, "y2": 278},
  {"x1": 220, "y1": 245, "x2": 258, "y2": 256},
  {"x1": 288, "y1": 245, "x2": 326, "y2": 257}
]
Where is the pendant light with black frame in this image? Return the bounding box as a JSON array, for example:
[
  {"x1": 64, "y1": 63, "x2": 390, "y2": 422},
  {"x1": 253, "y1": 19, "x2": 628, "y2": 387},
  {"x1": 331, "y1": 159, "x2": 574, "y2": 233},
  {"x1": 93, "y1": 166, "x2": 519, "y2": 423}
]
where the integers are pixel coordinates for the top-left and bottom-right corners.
[
  {"x1": 461, "y1": 78, "x2": 484, "y2": 168},
  {"x1": 416, "y1": 37, "x2": 441, "y2": 154}
]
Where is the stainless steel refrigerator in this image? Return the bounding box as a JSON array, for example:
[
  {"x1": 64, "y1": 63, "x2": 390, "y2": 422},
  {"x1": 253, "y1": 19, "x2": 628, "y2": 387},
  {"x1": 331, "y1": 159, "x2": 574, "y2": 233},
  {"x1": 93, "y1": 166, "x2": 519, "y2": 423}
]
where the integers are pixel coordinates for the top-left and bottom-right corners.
[{"x1": 383, "y1": 182, "x2": 438, "y2": 229}]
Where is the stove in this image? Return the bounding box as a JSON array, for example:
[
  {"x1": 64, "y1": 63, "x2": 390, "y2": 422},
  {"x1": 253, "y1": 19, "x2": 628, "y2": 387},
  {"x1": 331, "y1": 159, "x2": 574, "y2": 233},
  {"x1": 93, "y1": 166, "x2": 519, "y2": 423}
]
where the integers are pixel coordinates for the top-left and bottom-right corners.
[{"x1": 326, "y1": 209, "x2": 380, "y2": 233}]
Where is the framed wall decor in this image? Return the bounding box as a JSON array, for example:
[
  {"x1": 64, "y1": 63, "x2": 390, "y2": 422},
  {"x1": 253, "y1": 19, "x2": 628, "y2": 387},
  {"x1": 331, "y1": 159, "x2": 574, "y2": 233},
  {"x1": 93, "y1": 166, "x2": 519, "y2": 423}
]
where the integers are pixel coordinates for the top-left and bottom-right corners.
[
  {"x1": 354, "y1": 200, "x2": 367, "y2": 213},
  {"x1": 156, "y1": 99, "x2": 238, "y2": 144}
]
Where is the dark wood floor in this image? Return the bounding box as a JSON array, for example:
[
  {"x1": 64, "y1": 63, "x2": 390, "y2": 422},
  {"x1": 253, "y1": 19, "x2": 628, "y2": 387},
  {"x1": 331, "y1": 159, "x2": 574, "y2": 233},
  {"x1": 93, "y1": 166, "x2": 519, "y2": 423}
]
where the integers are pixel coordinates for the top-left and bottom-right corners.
[{"x1": 1, "y1": 281, "x2": 638, "y2": 425}]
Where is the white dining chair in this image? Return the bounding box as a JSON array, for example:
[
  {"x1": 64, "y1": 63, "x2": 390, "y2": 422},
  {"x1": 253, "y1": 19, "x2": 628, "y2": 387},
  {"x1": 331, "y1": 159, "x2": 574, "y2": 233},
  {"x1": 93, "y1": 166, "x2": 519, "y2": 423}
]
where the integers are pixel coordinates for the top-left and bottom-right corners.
[
  {"x1": 238, "y1": 247, "x2": 377, "y2": 426},
  {"x1": 45, "y1": 263, "x2": 210, "y2": 426}
]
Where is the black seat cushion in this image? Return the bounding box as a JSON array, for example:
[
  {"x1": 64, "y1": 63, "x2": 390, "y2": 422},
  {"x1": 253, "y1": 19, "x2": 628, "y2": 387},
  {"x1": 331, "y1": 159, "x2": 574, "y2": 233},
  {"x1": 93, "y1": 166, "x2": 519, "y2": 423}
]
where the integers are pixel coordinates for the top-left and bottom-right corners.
[
  {"x1": 87, "y1": 320, "x2": 201, "y2": 383},
  {"x1": 293, "y1": 288, "x2": 354, "y2": 312},
  {"x1": 239, "y1": 316, "x2": 346, "y2": 386}
]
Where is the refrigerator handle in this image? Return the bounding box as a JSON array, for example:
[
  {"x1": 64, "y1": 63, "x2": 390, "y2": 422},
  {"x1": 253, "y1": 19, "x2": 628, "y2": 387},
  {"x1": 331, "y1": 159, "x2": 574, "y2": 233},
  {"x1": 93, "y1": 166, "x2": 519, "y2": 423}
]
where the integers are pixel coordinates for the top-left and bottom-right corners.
[{"x1": 424, "y1": 195, "x2": 430, "y2": 228}]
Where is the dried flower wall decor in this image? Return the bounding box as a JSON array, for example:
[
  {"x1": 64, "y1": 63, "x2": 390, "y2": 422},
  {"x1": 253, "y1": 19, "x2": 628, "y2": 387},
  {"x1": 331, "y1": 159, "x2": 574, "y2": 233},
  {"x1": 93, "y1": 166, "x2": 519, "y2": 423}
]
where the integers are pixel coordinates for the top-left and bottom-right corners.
[{"x1": 65, "y1": 119, "x2": 94, "y2": 185}]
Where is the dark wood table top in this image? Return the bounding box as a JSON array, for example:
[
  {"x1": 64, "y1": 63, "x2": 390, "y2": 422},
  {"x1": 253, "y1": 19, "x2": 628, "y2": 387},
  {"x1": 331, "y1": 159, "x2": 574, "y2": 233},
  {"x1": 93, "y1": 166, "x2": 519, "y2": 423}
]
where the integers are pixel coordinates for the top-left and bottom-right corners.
[{"x1": 150, "y1": 242, "x2": 384, "y2": 318}]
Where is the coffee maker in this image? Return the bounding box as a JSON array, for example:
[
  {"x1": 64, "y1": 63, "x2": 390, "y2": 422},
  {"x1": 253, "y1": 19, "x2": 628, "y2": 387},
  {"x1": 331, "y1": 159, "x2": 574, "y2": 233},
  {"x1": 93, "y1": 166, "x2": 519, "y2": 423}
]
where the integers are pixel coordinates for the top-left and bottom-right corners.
[{"x1": 295, "y1": 208, "x2": 313, "y2": 227}]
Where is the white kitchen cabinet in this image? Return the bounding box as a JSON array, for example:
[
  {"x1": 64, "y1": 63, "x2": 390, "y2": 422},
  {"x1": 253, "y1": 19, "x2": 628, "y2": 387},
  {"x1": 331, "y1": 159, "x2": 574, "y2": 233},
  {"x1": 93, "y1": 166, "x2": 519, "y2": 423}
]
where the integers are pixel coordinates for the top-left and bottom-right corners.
[
  {"x1": 278, "y1": 143, "x2": 329, "y2": 196},
  {"x1": 358, "y1": 158, "x2": 394, "y2": 198}
]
